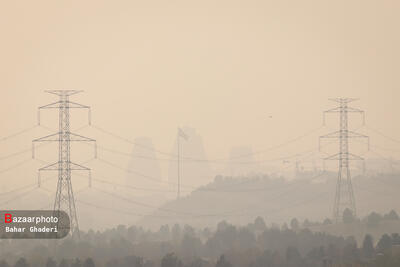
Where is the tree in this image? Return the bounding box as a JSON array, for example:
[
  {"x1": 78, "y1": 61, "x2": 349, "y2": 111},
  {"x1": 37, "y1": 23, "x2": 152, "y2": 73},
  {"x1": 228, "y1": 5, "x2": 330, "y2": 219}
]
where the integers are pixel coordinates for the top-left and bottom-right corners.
[
  {"x1": 172, "y1": 224, "x2": 181, "y2": 242},
  {"x1": 105, "y1": 259, "x2": 118, "y2": 267},
  {"x1": 217, "y1": 221, "x2": 229, "y2": 232},
  {"x1": 303, "y1": 219, "x2": 312, "y2": 228},
  {"x1": 183, "y1": 224, "x2": 196, "y2": 237},
  {"x1": 343, "y1": 208, "x2": 355, "y2": 224},
  {"x1": 71, "y1": 259, "x2": 82, "y2": 267},
  {"x1": 253, "y1": 217, "x2": 266, "y2": 232},
  {"x1": 122, "y1": 256, "x2": 143, "y2": 267},
  {"x1": 59, "y1": 259, "x2": 69, "y2": 267},
  {"x1": 250, "y1": 250, "x2": 273, "y2": 267},
  {"x1": 307, "y1": 246, "x2": 325, "y2": 262},
  {"x1": 14, "y1": 258, "x2": 29, "y2": 267},
  {"x1": 187, "y1": 258, "x2": 208, "y2": 267},
  {"x1": 83, "y1": 259, "x2": 95, "y2": 267},
  {"x1": 384, "y1": 210, "x2": 399, "y2": 220},
  {"x1": 366, "y1": 212, "x2": 382, "y2": 227},
  {"x1": 0, "y1": 260, "x2": 9, "y2": 267},
  {"x1": 391, "y1": 233, "x2": 400, "y2": 245},
  {"x1": 343, "y1": 237, "x2": 359, "y2": 262},
  {"x1": 161, "y1": 253, "x2": 182, "y2": 267},
  {"x1": 181, "y1": 234, "x2": 202, "y2": 260},
  {"x1": 159, "y1": 225, "x2": 171, "y2": 240},
  {"x1": 215, "y1": 255, "x2": 232, "y2": 267},
  {"x1": 362, "y1": 234, "x2": 375, "y2": 258},
  {"x1": 46, "y1": 258, "x2": 57, "y2": 267},
  {"x1": 323, "y1": 218, "x2": 332, "y2": 225},
  {"x1": 376, "y1": 234, "x2": 392, "y2": 253},
  {"x1": 286, "y1": 246, "x2": 301, "y2": 262},
  {"x1": 290, "y1": 218, "x2": 299, "y2": 231}
]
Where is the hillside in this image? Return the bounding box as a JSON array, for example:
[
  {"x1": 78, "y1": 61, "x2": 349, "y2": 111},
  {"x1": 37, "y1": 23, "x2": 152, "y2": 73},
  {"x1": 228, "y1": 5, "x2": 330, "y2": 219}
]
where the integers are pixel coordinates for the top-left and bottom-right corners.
[{"x1": 138, "y1": 172, "x2": 400, "y2": 230}]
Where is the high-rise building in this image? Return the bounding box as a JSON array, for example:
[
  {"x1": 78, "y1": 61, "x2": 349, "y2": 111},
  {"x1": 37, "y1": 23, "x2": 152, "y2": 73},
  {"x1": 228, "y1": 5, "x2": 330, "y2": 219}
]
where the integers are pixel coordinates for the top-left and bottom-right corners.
[
  {"x1": 168, "y1": 127, "x2": 213, "y2": 194},
  {"x1": 126, "y1": 137, "x2": 162, "y2": 196}
]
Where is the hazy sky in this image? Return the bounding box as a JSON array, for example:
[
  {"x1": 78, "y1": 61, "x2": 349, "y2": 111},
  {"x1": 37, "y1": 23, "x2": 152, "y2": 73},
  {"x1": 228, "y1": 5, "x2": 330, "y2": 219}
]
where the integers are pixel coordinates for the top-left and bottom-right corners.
[{"x1": 1, "y1": 0, "x2": 400, "y2": 163}]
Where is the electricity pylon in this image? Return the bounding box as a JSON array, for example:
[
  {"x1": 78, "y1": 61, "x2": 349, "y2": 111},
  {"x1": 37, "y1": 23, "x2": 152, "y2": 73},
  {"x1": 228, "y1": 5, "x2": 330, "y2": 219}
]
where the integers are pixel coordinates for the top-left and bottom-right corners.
[
  {"x1": 177, "y1": 127, "x2": 188, "y2": 199},
  {"x1": 33, "y1": 90, "x2": 96, "y2": 237},
  {"x1": 320, "y1": 98, "x2": 369, "y2": 223}
]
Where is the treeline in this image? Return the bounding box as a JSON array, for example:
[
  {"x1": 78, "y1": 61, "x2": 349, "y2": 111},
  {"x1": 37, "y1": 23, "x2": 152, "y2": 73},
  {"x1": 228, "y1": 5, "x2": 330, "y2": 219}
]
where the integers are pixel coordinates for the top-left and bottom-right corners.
[
  {"x1": 1, "y1": 216, "x2": 400, "y2": 267},
  {"x1": 291, "y1": 209, "x2": 400, "y2": 228},
  {"x1": 0, "y1": 258, "x2": 95, "y2": 267}
]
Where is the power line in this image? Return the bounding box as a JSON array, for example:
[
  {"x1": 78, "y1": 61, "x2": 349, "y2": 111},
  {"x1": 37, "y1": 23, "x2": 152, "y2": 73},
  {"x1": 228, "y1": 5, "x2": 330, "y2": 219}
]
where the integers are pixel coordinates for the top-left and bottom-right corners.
[
  {"x1": 0, "y1": 158, "x2": 33, "y2": 175},
  {"x1": 0, "y1": 125, "x2": 38, "y2": 142},
  {"x1": 92, "y1": 177, "x2": 179, "y2": 193},
  {"x1": 96, "y1": 157, "x2": 197, "y2": 189},
  {"x1": 86, "y1": 170, "x2": 327, "y2": 194},
  {"x1": 0, "y1": 141, "x2": 51, "y2": 162},
  {"x1": 91, "y1": 124, "x2": 177, "y2": 158},
  {"x1": 89, "y1": 134, "x2": 338, "y2": 169},
  {"x1": 0, "y1": 186, "x2": 38, "y2": 207},
  {"x1": 0, "y1": 147, "x2": 32, "y2": 161},
  {"x1": 38, "y1": 185, "x2": 90, "y2": 210},
  {"x1": 96, "y1": 155, "x2": 327, "y2": 193},
  {"x1": 355, "y1": 185, "x2": 398, "y2": 198},
  {"x1": 87, "y1": 171, "x2": 328, "y2": 219},
  {"x1": 94, "y1": 142, "x2": 322, "y2": 165},
  {"x1": 196, "y1": 171, "x2": 328, "y2": 217},
  {"x1": 73, "y1": 171, "x2": 181, "y2": 193},
  {"x1": 90, "y1": 137, "x2": 335, "y2": 194},
  {"x1": 353, "y1": 138, "x2": 400, "y2": 166},
  {"x1": 0, "y1": 183, "x2": 37, "y2": 196},
  {"x1": 365, "y1": 124, "x2": 400, "y2": 145},
  {"x1": 76, "y1": 199, "x2": 174, "y2": 218},
  {"x1": 204, "y1": 190, "x2": 330, "y2": 219},
  {"x1": 77, "y1": 189, "x2": 329, "y2": 220},
  {"x1": 91, "y1": 123, "x2": 325, "y2": 161},
  {"x1": 220, "y1": 125, "x2": 325, "y2": 161},
  {"x1": 0, "y1": 176, "x2": 57, "y2": 201},
  {"x1": 91, "y1": 186, "x2": 196, "y2": 216}
]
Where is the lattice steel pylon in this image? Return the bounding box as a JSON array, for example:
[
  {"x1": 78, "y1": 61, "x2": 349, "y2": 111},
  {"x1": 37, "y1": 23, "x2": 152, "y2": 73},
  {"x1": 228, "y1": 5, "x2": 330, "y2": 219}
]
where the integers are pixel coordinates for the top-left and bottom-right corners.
[
  {"x1": 32, "y1": 90, "x2": 96, "y2": 237},
  {"x1": 320, "y1": 98, "x2": 369, "y2": 223}
]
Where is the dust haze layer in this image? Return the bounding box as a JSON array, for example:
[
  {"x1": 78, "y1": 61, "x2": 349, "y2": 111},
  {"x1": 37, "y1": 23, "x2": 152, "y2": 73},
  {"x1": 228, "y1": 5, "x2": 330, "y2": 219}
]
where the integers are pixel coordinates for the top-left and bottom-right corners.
[{"x1": 0, "y1": 0, "x2": 399, "y2": 233}]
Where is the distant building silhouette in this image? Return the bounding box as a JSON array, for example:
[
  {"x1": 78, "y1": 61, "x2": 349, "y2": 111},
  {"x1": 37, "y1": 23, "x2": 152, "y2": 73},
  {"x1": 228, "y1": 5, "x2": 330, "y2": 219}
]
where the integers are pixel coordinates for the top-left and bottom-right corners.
[
  {"x1": 168, "y1": 127, "x2": 213, "y2": 193},
  {"x1": 126, "y1": 137, "x2": 162, "y2": 196}
]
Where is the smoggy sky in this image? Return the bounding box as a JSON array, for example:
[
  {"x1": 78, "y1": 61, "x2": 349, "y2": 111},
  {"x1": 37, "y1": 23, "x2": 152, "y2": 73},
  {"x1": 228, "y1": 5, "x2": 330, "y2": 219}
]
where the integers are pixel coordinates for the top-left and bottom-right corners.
[{"x1": 1, "y1": 0, "x2": 400, "y2": 164}]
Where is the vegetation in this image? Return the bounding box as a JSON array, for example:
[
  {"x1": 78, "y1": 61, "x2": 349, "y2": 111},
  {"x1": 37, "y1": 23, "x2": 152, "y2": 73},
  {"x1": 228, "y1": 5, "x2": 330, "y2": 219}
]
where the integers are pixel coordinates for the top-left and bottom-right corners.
[{"x1": 1, "y1": 212, "x2": 400, "y2": 267}]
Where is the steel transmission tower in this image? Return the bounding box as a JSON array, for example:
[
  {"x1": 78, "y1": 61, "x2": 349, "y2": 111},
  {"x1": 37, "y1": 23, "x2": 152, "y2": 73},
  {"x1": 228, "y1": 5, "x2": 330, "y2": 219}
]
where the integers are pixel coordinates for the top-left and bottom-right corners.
[
  {"x1": 320, "y1": 98, "x2": 369, "y2": 223},
  {"x1": 33, "y1": 90, "x2": 96, "y2": 237}
]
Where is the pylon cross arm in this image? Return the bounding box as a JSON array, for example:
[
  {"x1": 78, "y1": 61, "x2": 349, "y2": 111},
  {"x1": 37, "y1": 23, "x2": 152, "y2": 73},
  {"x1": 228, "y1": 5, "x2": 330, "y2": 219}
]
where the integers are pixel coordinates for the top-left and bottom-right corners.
[
  {"x1": 345, "y1": 107, "x2": 364, "y2": 113},
  {"x1": 320, "y1": 130, "x2": 368, "y2": 139},
  {"x1": 39, "y1": 101, "x2": 90, "y2": 109},
  {"x1": 39, "y1": 161, "x2": 90, "y2": 171},
  {"x1": 45, "y1": 90, "x2": 83, "y2": 96},
  {"x1": 347, "y1": 131, "x2": 368, "y2": 138},
  {"x1": 69, "y1": 162, "x2": 91, "y2": 170},
  {"x1": 320, "y1": 131, "x2": 341, "y2": 138},
  {"x1": 324, "y1": 153, "x2": 364, "y2": 161},
  {"x1": 39, "y1": 162, "x2": 59, "y2": 171},
  {"x1": 324, "y1": 107, "x2": 342, "y2": 113},
  {"x1": 69, "y1": 132, "x2": 95, "y2": 142},
  {"x1": 324, "y1": 106, "x2": 364, "y2": 114},
  {"x1": 33, "y1": 133, "x2": 59, "y2": 142},
  {"x1": 33, "y1": 132, "x2": 95, "y2": 142}
]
